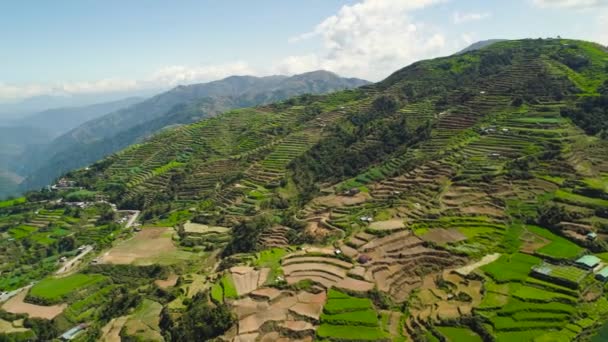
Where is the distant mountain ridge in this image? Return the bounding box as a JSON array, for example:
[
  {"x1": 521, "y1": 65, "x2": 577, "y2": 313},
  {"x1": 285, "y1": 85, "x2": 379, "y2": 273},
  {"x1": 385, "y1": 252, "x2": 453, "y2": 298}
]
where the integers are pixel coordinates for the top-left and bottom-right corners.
[
  {"x1": 18, "y1": 70, "x2": 369, "y2": 192},
  {"x1": 13, "y1": 97, "x2": 144, "y2": 137}
]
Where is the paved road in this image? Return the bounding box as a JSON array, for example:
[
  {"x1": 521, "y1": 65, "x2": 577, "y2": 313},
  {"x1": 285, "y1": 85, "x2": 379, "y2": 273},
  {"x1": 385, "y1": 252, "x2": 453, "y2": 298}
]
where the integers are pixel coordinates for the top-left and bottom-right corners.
[{"x1": 56, "y1": 245, "x2": 94, "y2": 275}]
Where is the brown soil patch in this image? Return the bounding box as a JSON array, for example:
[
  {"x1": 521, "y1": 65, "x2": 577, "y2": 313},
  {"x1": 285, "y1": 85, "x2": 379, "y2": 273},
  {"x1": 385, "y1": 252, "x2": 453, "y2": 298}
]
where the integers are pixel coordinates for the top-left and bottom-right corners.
[
  {"x1": 234, "y1": 333, "x2": 259, "y2": 342},
  {"x1": 100, "y1": 316, "x2": 129, "y2": 342},
  {"x1": 281, "y1": 320, "x2": 314, "y2": 332},
  {"x1": 289, "y1": 302, "x2": 323, "y2": 320},
  {"x1": 183, "y1": 221, "x2": 229, "y2": 234},
  {"x1": 336, "y1": 277, "x2": 375, "y2": 292},
  {"x1": 461, "y1": 205, "x2": 504, "y2": 217},
  {"x1": 251, "y1": 288, "x2": 283, "y2": 301},
  {"x1": 315, "y1": 193, "x2": 369, "y2": 207},
  {"x1": 283, "y1": 256, "x2": 352, "y2": 269},
  {"x1": 100, "y1": 227, "x2": 179, "y2": 265},
  {"x1": 230, "y1": 267, "x2": 270, "y2": 296},
  {"x1": 154, "y1": 273, "x2": 178, "y2": 288},
  {"x1": 420, "y1": 228, "x2": 466, "y2": 245},
  {"x1": 519, "y1": 231, "x2": 550, "y2": 253},
  {"x1": 2, "y1": 290, "x2": 66, "y2": 319},
  {"x1": 238, "y1": 307, "x2": 287, "y2": 333},
  {"x1": 369, "y1": 219, "x2": 405, "y2": 231}
]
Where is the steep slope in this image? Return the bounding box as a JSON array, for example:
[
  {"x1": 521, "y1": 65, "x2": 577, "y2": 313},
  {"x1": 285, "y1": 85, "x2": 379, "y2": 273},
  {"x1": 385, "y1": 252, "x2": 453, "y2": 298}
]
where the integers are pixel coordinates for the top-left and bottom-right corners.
[
  {"x1": 4, "y1": 39, "x2": 608, "y2": 342},
  {"x1": 19, "y1": 71, "x2": 369, "y2": 192}
]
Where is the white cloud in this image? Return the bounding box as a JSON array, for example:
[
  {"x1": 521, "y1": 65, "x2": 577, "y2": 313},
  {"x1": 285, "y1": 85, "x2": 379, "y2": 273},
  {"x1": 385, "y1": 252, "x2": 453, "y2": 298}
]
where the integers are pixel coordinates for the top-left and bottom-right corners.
[
  {"x1": 452, "y1": 11, "x2": 491, "y2": 24},
  {"x1": 598, "y1": 11, "x2": 608, "y2": 44},
  {"x1": 1, "y1": 0, "x2": 453, "y2": 101},
  {"x1": 283, "y1": 0, "x2": 448, "y2": 81},
  {"x1": 532, "y1": 0, "x2": 608, "y2": 8},
  {"x1": 0, "y1": 61, "x2": 257, "y2": 102}
]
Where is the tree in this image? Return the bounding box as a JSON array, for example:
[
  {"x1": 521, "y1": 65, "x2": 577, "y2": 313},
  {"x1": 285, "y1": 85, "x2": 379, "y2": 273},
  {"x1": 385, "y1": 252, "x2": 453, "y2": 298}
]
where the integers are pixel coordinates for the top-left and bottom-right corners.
[
  {"x1": 58, "y1": 236, "x2": 76, "y2": 252},
  {"x1": 372, "y1": 95, "x2": 398, "y2": 114}
]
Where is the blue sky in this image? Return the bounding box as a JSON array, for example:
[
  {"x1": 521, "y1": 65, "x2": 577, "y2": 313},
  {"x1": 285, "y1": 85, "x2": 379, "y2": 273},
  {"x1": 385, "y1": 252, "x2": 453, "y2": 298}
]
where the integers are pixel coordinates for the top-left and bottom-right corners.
[{"x1": 0, "y1": 0, "x2": 606, "y2": 102}]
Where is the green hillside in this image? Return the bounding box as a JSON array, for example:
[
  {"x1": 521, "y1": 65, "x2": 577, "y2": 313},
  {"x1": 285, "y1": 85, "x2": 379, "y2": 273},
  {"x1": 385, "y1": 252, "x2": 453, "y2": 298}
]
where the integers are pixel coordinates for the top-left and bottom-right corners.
[
  {"x1": 18, "y1": 71, "x2": 369, "y2": 194},
  {"x1": 2, "y1": 38, "x2": 608, "y2": 341}
]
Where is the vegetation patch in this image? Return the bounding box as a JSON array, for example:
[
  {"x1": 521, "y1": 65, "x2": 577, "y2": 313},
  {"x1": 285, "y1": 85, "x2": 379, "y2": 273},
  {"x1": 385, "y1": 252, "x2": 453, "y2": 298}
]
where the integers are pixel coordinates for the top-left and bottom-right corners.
[
  {"x1": 28, "y1": 273, "x2": 106, "y2": 304},
  {"x1": 437, "y1": 326, "x2": 482, "y2": 342}
]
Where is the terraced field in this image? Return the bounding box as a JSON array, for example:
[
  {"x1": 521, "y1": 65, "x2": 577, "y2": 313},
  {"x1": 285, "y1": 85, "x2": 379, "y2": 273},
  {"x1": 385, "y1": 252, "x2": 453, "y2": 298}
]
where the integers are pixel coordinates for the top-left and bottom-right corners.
[{"x1": 4, "y1": 39, "x2": 608, "y2": 341}]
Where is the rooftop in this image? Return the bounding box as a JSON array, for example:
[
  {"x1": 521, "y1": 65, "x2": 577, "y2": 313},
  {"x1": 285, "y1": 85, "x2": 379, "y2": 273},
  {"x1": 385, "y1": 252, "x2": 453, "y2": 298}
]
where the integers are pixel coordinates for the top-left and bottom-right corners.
[
  {"x1": 597, "y1": 267, "x2": 608, "y2": 279},
  {"x1": 576, "y1": 255, "x2": 601, "y2": 267}
]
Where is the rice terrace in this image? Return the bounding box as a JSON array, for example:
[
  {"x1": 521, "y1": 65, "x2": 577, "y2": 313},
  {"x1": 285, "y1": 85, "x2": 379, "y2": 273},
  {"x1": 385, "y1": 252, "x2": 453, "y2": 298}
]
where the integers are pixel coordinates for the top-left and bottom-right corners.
[{"x1": 2, "y1": 5, "x2": 608, "y2": 340}]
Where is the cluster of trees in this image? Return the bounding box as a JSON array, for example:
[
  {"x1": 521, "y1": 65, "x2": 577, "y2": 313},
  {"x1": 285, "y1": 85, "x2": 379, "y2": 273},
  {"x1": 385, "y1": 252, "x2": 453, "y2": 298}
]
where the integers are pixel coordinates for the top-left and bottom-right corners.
[
  {"x1": 561, "y1": 94, "x2": 608, "y2": 138},
  {"x1": 160, "y1": 292, "x2": 235, "y2": 341},
  {"x1": 290, "y1": 95, "x2": 431, "y2": 202},
  {"x1": 222, "y1": 215, "x2": 272, "y2": 255}
]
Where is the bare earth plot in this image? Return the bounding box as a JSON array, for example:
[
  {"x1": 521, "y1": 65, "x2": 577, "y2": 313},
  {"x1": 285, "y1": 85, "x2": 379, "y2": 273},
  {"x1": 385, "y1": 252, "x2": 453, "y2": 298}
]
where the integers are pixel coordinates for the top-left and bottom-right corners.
[
  {"x1": 183, "y1": 221, "x2": 230, "y2": 234},
  {"x1": 369, "y1": 219, "x2": 406, "y2": 231},
  {"x1": 101, "y1": 227, "x2": 194, "y2": 265},
  {"x1": 100, "y1": 316, "x2": 129, "y2": 342},
  {"x1": 420, "y1": 228, "x2": 467, "y2": 245},
  {"x1": 155, "y1": 273, "x2": 179, "y2": 288},
  {"x1": 0, "y1": 318, "x2": 29, "y2": 334},
  {"x1": 2, "y1": 289, "x2": 66, "y2": 319}
]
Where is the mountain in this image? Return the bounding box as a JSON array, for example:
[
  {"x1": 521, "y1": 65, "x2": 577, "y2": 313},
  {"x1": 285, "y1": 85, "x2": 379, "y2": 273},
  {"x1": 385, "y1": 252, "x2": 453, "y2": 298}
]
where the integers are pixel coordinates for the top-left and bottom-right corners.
[
  {"x1": 0, "y1": 97, "x2": 144, "y2": 199},
  {"x1": 3, "y1": 39, "x2": 608, "y2": 342},
  {"x1": 456, "y1": 39, "x2": 506, "y2": 55},
  {"x1": 14, "y1": 97, "x2": 144, "y2": 138},
  {"x1": 18, "y1": 71, "x2": 369, "y2": 192},
  {"x1": 0, "y1": 88, "x2": 161, "y2": 120}
]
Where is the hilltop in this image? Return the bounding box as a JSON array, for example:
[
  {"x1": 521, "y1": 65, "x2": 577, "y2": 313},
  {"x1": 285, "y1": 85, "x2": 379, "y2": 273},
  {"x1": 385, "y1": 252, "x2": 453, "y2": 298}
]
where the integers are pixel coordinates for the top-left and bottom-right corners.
[{"x1": 1, "y1": 38, "x2": 608, "y2": 341}]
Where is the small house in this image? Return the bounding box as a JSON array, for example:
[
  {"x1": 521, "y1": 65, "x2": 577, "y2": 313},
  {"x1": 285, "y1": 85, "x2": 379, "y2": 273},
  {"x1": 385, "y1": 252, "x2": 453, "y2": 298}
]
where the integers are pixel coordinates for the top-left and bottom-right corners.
[
  {"x1": 575, "y1": 255, "x2": 601, "y2": 270},
  {"x1": 587, "y1": 232, "x2": 598, "y2": 241},
  {"x1": 60, "y1": 324, "x2": 87, "y2": 341},
  {"x1": 343, "y1": 188, "x2": 361, "y2": 196},
  {"x1": 596, "y1": 267, "x2": 608, "y2": 282}
]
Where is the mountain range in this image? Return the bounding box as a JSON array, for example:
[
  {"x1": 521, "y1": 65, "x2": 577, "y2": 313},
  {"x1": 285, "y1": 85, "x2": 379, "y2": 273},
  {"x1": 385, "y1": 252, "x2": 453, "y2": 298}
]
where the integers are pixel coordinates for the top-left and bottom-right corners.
[{"x1": 13, "y1": 70, "x2": 368, "y2": 195}]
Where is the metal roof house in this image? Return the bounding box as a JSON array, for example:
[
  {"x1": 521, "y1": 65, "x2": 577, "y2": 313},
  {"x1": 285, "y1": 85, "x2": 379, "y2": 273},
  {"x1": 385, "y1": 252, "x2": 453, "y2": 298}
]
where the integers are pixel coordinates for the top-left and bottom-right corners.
[
  {"x1": 596, "y1": 267, "x2": 608, "y2": 282},
  {"x1": 60, "y1": 324, "x2": 86, "y2": 341},
  {"x1": 575, "y1": 255, "x2": 601, "y2": 270}
]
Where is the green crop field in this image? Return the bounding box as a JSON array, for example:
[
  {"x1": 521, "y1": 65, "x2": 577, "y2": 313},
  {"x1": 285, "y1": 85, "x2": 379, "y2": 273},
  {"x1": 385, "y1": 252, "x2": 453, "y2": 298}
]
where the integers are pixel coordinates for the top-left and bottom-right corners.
[
  {"x1": 437, "y1": 326, "x2": 482, "y2": 342},
  {"x1": 512, "y1": 285, "x2": 577, "y2": 303},
  {"x1": 320, "y1": 309, "x2": 379, "y2": 326},
  {"x1": 526, "y1": 225, "x2": 584, "y2": 259},
  {"x1": 317, "y1": 324, "x2": 388, "y2": 340},
  {"x1": 29, "y1": 273, "x2": 106, "y2": 303},
  {"x1": 0, "y1": 197, "x2": 25, "y2": 208},
  {"x1": 220, "y1": 274, "x2": 237, "y2": 299},
  {"x1": 481, "y1": 253, "x2": 541, "y2": 283},
  {"x1": 323, "y1": 296, "x2": 374, "y2": 314}
]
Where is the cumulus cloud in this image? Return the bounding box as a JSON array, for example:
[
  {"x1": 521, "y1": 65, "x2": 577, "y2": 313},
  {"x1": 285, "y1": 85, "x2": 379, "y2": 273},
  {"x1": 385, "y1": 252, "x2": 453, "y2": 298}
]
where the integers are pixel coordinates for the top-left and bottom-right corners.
[
  {"x1": 0, "y1": 61, "x2": 257, "y2": 102},
  {"x1": 532, "y1": 0, "x2": 608, "y2": 8},
  {"x1": 282, "y1": 0, "x2": 449, "y2": 81},
  {"x1": 598, "y1": 11, "x2": 608, "y2": 44},
  {"x1": 452, "y1": 11, "x2": 491, "y2": 24}
]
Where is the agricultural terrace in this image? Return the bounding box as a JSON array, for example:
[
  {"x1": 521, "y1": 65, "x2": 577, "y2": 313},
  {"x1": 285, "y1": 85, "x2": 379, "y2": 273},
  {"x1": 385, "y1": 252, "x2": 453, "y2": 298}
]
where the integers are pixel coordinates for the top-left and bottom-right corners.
[
  {"x1": 317, "y1": 289, "x2": 398, "y2": 341},
  {"x1": 0, "y1": 202, "x2": 118, "y2": 291}
]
